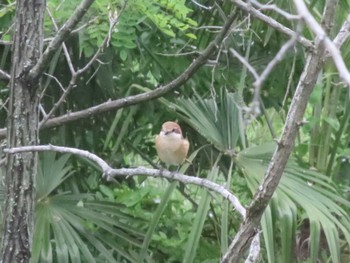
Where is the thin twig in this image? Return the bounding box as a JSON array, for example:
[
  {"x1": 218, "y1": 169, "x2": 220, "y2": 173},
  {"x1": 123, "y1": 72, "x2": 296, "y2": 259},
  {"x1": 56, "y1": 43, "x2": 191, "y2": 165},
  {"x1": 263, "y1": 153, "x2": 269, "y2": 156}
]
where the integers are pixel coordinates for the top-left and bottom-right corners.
[
  {"x1": 231, "y1": 0, "x2": 313, "y2": 48},
  {"x1": 293, "y1": 0, "x2": 350, "y2": 87},
  {"x1": 230, "y1": 33, "x2": 297, "y2": 119},
  {"x1": 251, "y1": 35, "x2": 298, "y2": 115},
  {"x1": 39, "y1": 5, "x2": 123, "y2": 128},
  {"x1": 191, "y1": 0, "x2": 213, "y2": 10},
  {"x1": 28, "y1": 0, "x2": 96, "y2": 80},
  {"x1": 229, "y1": 48, "x2": 259, "y2": 79},
  {"x1": 0, "y1": 69, "x2": 10, "y2": 80},
  {"x1": 248, "y1": 0, "x2": 300, "y2": 20},
  {"x1": 44, "y1": 73, "x2": 66, "y2": 92},
  {"x1": 0, "y1": 97, "x2": 9, "y2": 113},
  {"x1": 71, "y1": 17, "x2": 99, "y2": 34},
  {"x1": 282, "y1": 48, "x2": 297, "y2": 106},
  {"x1": 46, "y1": 7, "x2": 76, "y2": 74}
]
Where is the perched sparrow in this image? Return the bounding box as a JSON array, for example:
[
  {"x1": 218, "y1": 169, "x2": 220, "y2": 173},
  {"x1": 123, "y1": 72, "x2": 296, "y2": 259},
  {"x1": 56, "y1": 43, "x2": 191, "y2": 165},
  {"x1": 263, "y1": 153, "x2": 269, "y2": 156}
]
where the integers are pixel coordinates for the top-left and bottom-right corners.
[{"x1": 155, "y1": 121, "x2": 189, "y2": 166}]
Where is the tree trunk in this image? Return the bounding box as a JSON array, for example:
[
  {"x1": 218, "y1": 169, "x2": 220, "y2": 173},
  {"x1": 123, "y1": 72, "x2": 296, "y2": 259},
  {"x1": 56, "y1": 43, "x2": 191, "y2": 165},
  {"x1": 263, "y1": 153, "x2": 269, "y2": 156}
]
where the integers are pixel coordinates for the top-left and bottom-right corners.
[{"x1": 1, "y1": 0, "x2": 46, "y2": 262}]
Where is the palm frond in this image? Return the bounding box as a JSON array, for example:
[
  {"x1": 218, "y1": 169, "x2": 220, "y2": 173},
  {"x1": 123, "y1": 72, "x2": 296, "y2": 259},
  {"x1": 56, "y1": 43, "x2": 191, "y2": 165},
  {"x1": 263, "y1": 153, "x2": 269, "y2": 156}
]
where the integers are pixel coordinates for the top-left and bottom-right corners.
[
  {"x1": 236, "y1": 143, "x2": 350, "y2": 263},
  {"x1": 30, "y1": 154, "x2": 145, "y2": 263},
  {"x1": 175, "y1": 89, "x2": 243, "y2": 153}
]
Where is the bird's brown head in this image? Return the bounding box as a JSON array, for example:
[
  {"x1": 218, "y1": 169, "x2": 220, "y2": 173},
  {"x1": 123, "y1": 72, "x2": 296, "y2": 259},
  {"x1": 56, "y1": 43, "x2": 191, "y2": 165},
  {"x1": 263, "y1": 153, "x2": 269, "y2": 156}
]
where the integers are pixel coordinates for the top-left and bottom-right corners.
[{"x1": 161, "y1": 121, "x2": 183, "y2": 136}]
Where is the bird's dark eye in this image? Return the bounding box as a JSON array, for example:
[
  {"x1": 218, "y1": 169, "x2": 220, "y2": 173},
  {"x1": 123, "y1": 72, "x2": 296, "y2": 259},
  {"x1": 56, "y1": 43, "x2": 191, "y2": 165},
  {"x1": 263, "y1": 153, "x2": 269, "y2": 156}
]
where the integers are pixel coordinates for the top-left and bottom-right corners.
[{"x1": 172, "y1": 128, "x2": 181, "y2": 134}]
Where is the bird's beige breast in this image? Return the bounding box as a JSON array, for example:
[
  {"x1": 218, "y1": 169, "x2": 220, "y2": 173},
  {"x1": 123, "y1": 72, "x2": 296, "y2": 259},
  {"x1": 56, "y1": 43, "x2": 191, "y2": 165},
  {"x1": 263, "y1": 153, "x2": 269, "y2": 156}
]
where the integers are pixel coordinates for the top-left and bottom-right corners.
[{"x1": 155, "y1": 135, "x2": 189, "y2": 165}]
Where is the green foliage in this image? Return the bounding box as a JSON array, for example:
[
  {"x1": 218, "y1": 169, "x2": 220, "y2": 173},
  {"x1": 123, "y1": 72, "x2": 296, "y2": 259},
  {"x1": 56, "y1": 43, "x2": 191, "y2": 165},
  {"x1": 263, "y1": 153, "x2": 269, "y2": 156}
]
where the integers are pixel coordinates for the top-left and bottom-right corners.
[
  {"x1": 31, "y1": 153, "x2": 144, "y2": 263},
  {"x1": 183, "y1": 165, "x2": 220, "y2": 263},
  {"x1": 173, "y1": 90, "x2": 350, "y2": 262},
  {"x1": 237, "y1": 143, "x2": 350, "y2": 263},
  {"x1": 174, "y1": 90, "x2": 244, "y2": 153},
  {"x1": 78, "y1": 0, "x2": 197, "y2": 57},
  {"x1": 134, "y1": 0, "x2": 197, "y2": 37},
  {"x1": 0, "y1": 1, "x2": 15, "y2": 35},
  {"x1": 2, "y1": 0, "x2": 350, "y2": 262}
]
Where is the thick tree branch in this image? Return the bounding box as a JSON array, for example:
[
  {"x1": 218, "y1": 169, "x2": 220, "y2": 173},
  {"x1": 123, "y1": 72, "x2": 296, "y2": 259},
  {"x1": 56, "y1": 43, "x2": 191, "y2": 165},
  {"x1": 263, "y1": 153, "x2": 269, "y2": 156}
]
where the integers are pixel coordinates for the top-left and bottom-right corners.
[
  {"x1": 221, "y1": 0, "x2": 339, "y2": 262},
  {"x1": 4, "y1": 144, "x2": 247, "y2": 218},
  {"x1": 28, "y1": 0, "x2": 95, "y2": 81},
  {"x1": 1, "y1": 0, "x2": 45, "y2": 260},
  {"x1": 244, "y1": 232, "x2": 260, "y2": 263}
]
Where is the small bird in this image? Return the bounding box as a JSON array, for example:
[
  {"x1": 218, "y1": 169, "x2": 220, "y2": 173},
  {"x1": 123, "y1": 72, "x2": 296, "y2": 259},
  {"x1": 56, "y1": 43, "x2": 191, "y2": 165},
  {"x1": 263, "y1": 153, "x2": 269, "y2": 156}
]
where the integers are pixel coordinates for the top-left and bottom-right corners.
[{"x1": 155, "y1": 121, "x2": 189, "y2": 166}]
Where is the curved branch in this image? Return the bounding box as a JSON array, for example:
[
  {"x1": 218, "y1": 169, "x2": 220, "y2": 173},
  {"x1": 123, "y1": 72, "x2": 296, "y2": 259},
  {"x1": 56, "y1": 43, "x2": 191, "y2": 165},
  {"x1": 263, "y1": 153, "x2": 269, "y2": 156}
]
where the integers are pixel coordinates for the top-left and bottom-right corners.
[
  {"x1": 0, "y1": 10, "x2": 239, "y2": 138},
  {"x1": 4, "y1": 144, "x2": 246, "y2": 218}
]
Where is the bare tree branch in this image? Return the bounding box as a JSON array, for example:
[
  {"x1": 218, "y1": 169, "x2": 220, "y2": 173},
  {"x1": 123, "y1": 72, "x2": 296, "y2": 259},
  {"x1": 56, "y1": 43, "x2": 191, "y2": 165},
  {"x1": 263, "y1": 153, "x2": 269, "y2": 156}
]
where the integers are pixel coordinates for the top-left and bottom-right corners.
[
  {"x1": 0, "y1": 10, "x2": 240, "y2": 138},
  {"x1": 244, "y1": 232, "x2": 260, "y2": 263},
  {"x1": 248, "y1": 0, "x2": 300, "y2": 20},
  {"x1": 71, "y1": 17, "x2": 99, "y2": 34},
  {"x1": 4, "y1": 143, "x2": 263, "y2": 260},
  {"x1": 230, "y1": 32, "x2": 298, "y2": 118},
  {"x1": 0, "y1": 40, "x2": 12, "y2": 46},
  {"x1": 251, "y1": 35, "x2": 298, "y2": 115},
  {"x1": 4, "y1": 144, "x2": 247, "y2": 218},
  {"x1": 46, "y1": 8, "x2": 76, "y2": 75},
  {"x1": 333, "y1": 13, "x2": 350, "y2": 49},
  {"x1": 231, "y1": 0, "x2": 313, "y2": 48},
  {"x1": 229, "y1": 48, "x2": 259, "y2": 79},
  {"x1": 293, "y1": 0, "x2": 350, "y2": 86},
  {"x1": 221, "y1": 0, "x2": 339, "y2": 262},
  {"x1": 0, "y1": 69, "x2": 10, "y2": 80},
  {"x1": 28, "y1": 0, "x2": 96, "y2": 81},
  {"x1": 39, "y1": 5, "x2": 123, "y2": 128}
]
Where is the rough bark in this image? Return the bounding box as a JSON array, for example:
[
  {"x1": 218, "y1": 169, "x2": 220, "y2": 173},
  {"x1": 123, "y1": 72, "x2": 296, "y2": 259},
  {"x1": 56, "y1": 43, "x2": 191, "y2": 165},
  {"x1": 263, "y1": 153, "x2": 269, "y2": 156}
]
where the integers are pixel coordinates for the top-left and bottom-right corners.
[{"x1": 1, "y1": 0, "x2": 46, "y2": 262}]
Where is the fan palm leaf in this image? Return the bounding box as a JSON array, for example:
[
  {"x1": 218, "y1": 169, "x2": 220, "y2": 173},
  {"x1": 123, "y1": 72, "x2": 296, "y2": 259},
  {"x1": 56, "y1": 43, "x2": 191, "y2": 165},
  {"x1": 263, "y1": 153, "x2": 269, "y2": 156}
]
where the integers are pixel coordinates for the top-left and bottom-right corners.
[
  {"x1": 237, "y1": 143, "x2": 350, "y2": 263},
  {"x1": 173, "y1": 90, "x2": 350, "y2": 262},
  {"x1": 23, "y1": 153, "x2": 145, "y2": 263}
]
